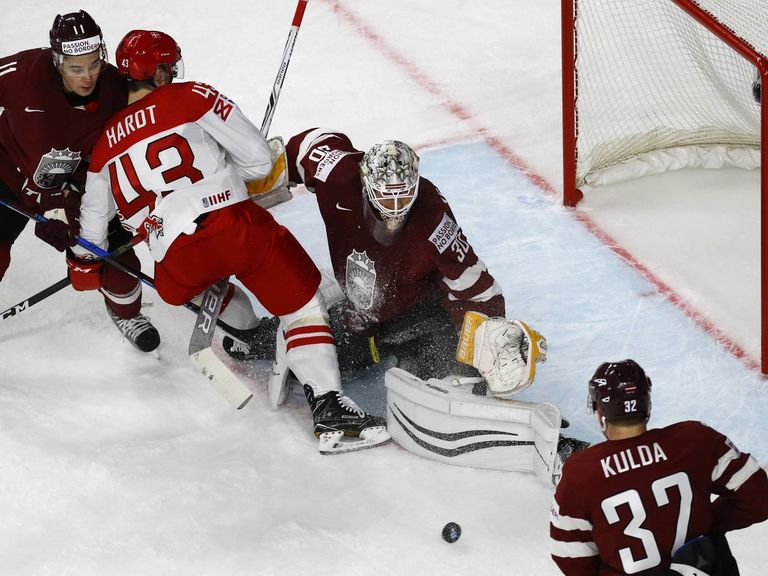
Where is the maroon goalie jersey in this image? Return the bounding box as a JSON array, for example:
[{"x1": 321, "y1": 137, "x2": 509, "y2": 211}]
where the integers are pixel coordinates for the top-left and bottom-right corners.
[
  {"x1": 0, "y1": 48, "x2": 127, "y2": 212},
  {"x1": 286, "y1": 129, "x2": 504, "y2": 330},
  {"x1": 550, "y1": 420, "x2": 768, "y2": 576}
]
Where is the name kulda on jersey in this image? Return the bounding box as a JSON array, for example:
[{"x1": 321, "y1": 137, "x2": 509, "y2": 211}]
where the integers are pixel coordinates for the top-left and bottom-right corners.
[{"x1": 600, "y1": 442, "x2": 668, "y2": 478}]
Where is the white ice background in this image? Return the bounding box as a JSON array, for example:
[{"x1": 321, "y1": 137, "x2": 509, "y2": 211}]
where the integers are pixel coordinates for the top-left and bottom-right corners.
[{"x1": 1, "y1": 1, "x2": 766, "y2": 574}]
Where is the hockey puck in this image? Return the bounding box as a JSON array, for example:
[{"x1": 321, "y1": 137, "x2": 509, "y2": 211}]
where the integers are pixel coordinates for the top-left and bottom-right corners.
[{"x1": 441, "y1": 522, "x2": 461, "y2": 543}]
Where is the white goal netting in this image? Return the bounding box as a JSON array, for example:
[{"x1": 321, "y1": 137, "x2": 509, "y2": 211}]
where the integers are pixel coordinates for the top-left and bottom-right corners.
[{"x1": 573, "y1": 0, "x2": 767, "y2": 187}]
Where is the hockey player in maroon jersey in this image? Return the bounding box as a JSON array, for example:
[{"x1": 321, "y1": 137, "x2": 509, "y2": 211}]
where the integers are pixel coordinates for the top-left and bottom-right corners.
[
  {"x1": 224, "y1": 129, "x2": 548, "y2": 398},
  {"x1": 73, "y1": 30, "x2": 390, "y2": 453},
  {"x1": 550, "y1": 359, "x2": 768, "y2": 576},
  {"x1": 0, "y1": 10, "x2": 160, "y2": 352}
]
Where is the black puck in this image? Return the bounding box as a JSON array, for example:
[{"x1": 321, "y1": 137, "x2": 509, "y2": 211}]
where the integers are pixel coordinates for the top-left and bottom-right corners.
[{"x1": 442, "y1": 522, "x2": 461, "y2": 543}]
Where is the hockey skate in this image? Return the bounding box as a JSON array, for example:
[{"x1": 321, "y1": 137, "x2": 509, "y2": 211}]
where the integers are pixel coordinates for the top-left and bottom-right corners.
[
  {"x1": 106, "y1": 305, "x2": 161, "y2": 353},
  {"x1": 550, "y1": 436, "x2": 591, "y2": 485},
  {"x1": 303, "y1": 384, "x2": 391, "y2": 455}
]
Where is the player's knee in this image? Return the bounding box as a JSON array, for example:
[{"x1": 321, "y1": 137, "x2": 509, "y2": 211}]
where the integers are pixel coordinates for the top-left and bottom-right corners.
[{"x1": 280, "y1": 289, "x2": 329, "y2": 328}]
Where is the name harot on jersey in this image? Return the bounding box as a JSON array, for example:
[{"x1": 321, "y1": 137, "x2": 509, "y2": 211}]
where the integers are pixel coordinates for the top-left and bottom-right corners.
[{"x1": 106, "y1": 104, "x2": 158, "y2": 148}]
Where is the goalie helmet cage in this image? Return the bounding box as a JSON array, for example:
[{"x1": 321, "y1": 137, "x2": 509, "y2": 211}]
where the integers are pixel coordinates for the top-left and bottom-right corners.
[{"x1": 561, "y1": 0, "x2": 768, "y2": 373}]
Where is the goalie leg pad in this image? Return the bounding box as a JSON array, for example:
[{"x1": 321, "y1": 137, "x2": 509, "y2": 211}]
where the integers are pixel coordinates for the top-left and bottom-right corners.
[{"x1": 385, "y1": 367, "x2": 563, "y2": 485}]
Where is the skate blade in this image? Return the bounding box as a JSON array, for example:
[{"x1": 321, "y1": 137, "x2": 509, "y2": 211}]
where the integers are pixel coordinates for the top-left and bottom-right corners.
[{"x1": 317, "y1": 427, "x2": 392, "y2": 455}]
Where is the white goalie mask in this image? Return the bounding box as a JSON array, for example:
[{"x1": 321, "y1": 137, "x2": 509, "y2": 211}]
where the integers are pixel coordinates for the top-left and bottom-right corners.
[{"x1": 360, "y1": 140, "x2": 420, "y2": 229}]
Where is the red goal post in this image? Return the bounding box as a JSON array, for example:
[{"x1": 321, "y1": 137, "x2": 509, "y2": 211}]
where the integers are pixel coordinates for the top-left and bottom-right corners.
[{"x1": 561, "y1": 0, "x2": 768, "y2": 373}]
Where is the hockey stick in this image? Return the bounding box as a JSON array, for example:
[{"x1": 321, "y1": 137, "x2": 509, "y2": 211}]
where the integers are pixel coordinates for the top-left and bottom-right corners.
[
  {"x1": 0, "y1": 198, "x2": 242, "y2": 333},
  {"x1": 261, "y1": 0, "x2": 308, "y2": 136},
  {"x1": 1, "y1": 197, "x2": 253, "y2": 406},
  {"x1": 0, "y1": 214, "x2": 143, "y2": 322},
  {"x1": 249, "y1": 0, "x2": 309, "y2": 208},
  {"x1": 1, "y1": 277, "x2": 71, "y2": 321},
  {"x1": 188, "y1": 0, "x2": 311, "y2": 408}
]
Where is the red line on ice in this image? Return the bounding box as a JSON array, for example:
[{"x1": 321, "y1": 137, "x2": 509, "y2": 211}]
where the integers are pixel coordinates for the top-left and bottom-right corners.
[{"x1": 324, "y1": 0, "x2": 758, "y2": 371}]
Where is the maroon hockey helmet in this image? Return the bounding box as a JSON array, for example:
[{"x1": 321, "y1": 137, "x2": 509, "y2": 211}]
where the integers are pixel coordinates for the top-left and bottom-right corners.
[
  {"x1": 49, "y1": 10, "x2": 107, "y2": 64},
  {"x1": 588, "y1": 359, "x2": 652, "y2": 423},
  {"x1": 115, "y1": 30, "x2": 183, "y2": 82}
]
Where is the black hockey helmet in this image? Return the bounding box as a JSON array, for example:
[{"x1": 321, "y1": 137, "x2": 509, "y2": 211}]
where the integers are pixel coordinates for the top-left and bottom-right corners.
[
  {"x1": 588, "y1": 359, "x2": 652, "y2": 423},
  {"x1": 49, "y1": 10, "x2": 107, "y2": 64}
]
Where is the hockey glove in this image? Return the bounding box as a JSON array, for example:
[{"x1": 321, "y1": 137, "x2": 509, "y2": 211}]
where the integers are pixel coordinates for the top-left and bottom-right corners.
[
  {"x1": 66, "y1": 250, "x2": 103, "y2": 291},
  {"x1": 35, "y1": 219, "x2": 70, "y2": 251},
  {"x1": 35, "y1": 183, "x2": 84, "y2": 251},
  {"x1": 246, "y1": 136, "x2": 289, "y2": 197},
  {"x1": 456, "y1": 312, "x2": 547, "y2": 398}
]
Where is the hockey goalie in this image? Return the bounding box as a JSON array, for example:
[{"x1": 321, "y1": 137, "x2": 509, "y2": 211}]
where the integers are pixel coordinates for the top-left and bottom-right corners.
[{"x1": 221, "y1": 128, "x2": 586, "y2": 471}]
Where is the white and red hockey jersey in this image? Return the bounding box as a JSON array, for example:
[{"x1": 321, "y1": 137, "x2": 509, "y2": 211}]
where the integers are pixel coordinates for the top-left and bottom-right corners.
[{"x1": 78, "y1": 81, "x2": 273, "y2": 261}]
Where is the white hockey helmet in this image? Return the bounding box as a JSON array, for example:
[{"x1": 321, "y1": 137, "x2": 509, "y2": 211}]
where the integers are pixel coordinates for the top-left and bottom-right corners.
[{"x1": 360, "y1": 140, "x2": 420, "y2": 226}]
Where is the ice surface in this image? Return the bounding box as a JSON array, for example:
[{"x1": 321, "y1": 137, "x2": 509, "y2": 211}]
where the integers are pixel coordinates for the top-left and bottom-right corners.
[{"x1": 1, "y1": 1, "x2": 765, "y2": 574}]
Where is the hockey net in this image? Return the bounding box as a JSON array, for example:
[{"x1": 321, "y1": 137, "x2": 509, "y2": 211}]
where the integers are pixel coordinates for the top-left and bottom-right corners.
[{"x1": 562, "y1": 0, "x2": 768, "y2": 371}]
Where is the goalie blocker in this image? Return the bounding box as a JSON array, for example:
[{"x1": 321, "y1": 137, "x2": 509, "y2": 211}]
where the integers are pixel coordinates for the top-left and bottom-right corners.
[{"x1": 385, "y1": 367, "x2": 584, "y2": 486}]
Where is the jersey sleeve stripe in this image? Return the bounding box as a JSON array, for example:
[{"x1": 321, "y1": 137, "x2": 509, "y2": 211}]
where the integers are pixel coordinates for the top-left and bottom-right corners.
[
  {"x1": 549, "y1": 538, "x2": 599, "y2": 558},
  {"x1": 725, "y1": 456, "x2": 763, "y2": 491},
  {"x1": 550, "y1": 511, "x2": 593, "y2": 531},
  {"x1": 442, "y1": 260, "x2": 487, "y2": 291},
  {"x1": 712, "y1": 448, "x2": 740, "y2": 482},
  {"x1": 447, "y1": 280, "x2": 503, "y2": 303}
]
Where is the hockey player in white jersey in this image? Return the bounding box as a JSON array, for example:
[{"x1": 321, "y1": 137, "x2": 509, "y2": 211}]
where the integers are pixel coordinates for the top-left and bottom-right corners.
[{"x1": 70, "y1": 29, "x2": 390, "y2": 453}]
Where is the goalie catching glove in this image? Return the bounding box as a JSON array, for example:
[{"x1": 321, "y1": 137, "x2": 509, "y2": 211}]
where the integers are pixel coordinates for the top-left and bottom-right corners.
[
  {"x1": 456, "y1": 311, "x2": 547, "y2": 398},
  {"x1": 245, "y1": 136, "x2": 289, "y2": 197}
]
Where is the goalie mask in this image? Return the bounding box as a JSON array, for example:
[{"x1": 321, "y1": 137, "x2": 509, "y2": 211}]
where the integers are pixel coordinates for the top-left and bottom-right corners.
[
  {"x1": 115, "y1": 30, "x2": 184, "y2": 84},
  {"x1": 50, "y1": 10, "x2": 108, "y2": 68},
  {"x1": 588, "y1": 359, "x2": 652, "y2": 424},
  {"x1": 360, "y1": 141, "x2": 420, "y2": 231}
]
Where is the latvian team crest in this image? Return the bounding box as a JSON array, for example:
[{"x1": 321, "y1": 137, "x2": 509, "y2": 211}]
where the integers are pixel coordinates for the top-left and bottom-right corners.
[
  {"x1": 346, "y1": 250, "x2": 376, "y2": 310},
  {"x1": 33, "y1": 148, "x2": 82, "y2": 189}
]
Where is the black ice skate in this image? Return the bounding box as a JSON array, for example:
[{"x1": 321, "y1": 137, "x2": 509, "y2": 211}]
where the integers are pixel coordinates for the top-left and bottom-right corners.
[
  {"x1": 222, "y1": 317, "x2": 279, "y2": 362},
  {"x1": 106, "y1": 305, "x2": 161, "y2": 353},
  {"x1": 303, "y1": 384, "x2": 391, "y2": 454},
  {"x1": 551, "y1": 435, "x2": 591, "y2": 485}
]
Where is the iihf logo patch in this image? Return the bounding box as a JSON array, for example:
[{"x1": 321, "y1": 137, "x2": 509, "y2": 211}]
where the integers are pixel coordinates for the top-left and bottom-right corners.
[{"x1": 202, "y1": 190, "x2": 232, "y2": 209}]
